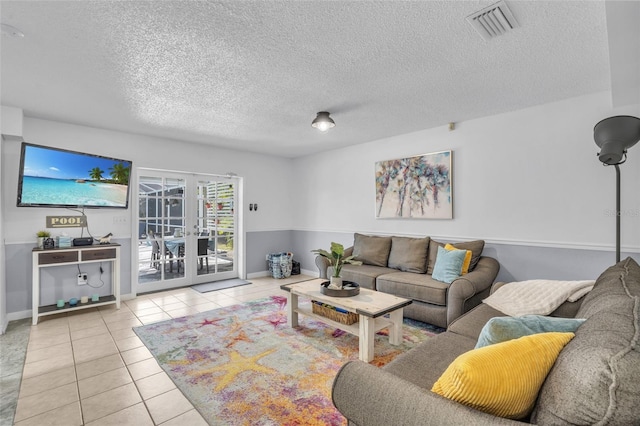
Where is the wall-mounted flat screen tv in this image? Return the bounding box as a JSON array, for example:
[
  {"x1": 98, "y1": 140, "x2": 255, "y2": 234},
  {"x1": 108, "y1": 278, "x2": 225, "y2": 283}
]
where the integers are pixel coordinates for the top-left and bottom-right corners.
[{"x1": 17, "y1": 142, "x2": 132, "y2": 209}]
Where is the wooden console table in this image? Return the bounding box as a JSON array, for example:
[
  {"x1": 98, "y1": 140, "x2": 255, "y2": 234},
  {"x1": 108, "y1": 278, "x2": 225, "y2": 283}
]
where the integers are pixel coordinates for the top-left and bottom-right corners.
[{"x1": 32, "y1": 243, "x2": 121, "y2": 325}]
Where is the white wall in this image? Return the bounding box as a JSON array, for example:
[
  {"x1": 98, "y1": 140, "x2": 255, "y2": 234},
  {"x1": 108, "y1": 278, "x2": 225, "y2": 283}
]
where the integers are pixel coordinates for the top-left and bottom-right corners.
[
  {"x1": 3, "y1": 117, "x2": 294, "y2": 244},
  {"x1": 3, "y1": 92, "x2": 640, "y2": 318},
  {"x1": 1, "y1": 117, "x2": 295, "y2": 318},
  {"x1": 0, "y1": 140, "x2": 5, "y2": 333},
  {"x1": 1, "y1": 105, "x2": 25, "y2": 332},
  {"x1": 292, "y1": 92, "x2": 640, "y2": 252}
]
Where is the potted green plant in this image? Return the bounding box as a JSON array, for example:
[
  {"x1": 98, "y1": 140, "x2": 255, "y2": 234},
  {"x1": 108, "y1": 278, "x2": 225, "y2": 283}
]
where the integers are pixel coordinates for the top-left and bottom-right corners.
[
  {"x1": 312, "y1": 242, "x2": 362, "y2": 289},
  {"x1": 36, "y1": 230, "x2": 50, "y2": 249}
]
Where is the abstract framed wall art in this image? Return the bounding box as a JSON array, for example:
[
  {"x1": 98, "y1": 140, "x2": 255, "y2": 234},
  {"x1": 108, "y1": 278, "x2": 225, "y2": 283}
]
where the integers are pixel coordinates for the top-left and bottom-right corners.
[{"x1": 375, "y1": 150, "x2": 453, "y2": 219}]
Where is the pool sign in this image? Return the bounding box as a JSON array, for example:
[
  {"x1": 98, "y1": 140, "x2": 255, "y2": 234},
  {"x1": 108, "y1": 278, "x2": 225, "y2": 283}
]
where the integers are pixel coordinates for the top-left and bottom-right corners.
[{"x1": 46, "y1": 216, "x2": 87, "y2": 228}]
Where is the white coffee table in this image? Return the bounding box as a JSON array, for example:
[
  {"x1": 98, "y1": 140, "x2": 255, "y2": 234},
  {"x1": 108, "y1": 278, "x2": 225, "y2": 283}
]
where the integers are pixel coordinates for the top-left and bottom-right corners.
[{"x1": 281, "y1": 278, "x2": 412, "y2": 362}]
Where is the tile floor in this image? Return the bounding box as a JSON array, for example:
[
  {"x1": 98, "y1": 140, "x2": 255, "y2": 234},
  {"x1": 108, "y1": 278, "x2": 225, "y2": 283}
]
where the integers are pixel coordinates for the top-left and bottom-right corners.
[{"x1": 2, "y1": 275, "x2": 312, "y2": 425}]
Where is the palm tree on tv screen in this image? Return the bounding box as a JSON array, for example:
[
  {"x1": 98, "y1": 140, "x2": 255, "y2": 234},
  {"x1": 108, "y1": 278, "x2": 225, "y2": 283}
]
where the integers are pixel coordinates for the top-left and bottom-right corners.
[
  {"x1": 109, "y1": 163, "x2": 130, "y2": 185},
  {"x1": 89, "y1": 167, "x2": 104, "y2": 181}
]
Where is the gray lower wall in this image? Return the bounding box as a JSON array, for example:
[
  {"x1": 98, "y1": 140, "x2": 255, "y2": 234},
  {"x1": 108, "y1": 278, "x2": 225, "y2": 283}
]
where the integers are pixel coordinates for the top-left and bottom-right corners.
[
  {"x1": 5, "y1": 239, "x2": 132, "y2": 317},
  {"x1": 5, "y1": 231, "x2": 294, "y2": 317},
  {"x1": 246, "y1": 230, "x2": 294, "y2": 275},
  {"x1": 291, "y1": 230, "x2": 640, "y2": 283},
  {"x1": 482, "y1": 243, "x2": 637, "y2": 282},
  {"x1": 291, "y1": 230, "x2": 354, "y2": 275},
  {"x1": 6, "y1": 229, "x2": 638, "y2": 317}
]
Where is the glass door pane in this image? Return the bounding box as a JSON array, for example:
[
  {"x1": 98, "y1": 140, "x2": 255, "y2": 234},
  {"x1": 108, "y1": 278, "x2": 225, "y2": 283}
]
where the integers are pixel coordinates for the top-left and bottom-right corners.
[
  {"x1": 137, "y1": 173, "x2": 188, "y2": 292},
  {"x1": 193, "y1": 177, "x2": 237, "y2": 283}
]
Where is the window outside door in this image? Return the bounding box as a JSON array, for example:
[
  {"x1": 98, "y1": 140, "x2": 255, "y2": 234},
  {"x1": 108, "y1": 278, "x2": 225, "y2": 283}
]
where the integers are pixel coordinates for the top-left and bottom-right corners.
[{"x1": 136, "y1": 170, "x2": 239, "y2": 294}]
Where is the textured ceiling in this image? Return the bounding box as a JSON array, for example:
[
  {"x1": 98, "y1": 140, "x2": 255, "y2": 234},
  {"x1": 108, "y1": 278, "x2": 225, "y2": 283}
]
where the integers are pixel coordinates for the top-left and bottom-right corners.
[{"x1": 0, "y1": 1, "x2": 619, "y2": 157}]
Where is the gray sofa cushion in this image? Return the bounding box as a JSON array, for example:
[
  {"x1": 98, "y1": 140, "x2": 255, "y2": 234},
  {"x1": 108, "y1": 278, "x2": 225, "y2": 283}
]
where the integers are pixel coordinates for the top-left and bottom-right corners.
[
  {"x1": 427, "y1": 239, "x2": 485, "y2": 274},
  {"x1": 531, "y1": 257, "x2": 640, "y2": 425},
  {"x1": 338, "y1": 264, "x2": 394, "y2": 290},
  {"x1": 577, "y1": 257, "x2": 640, "y2": 318},
  {"x1": 377, "y1": 272, "x2": 449, "y2": 306},
  {"x1": 383, "y1": 332, "x2": 477, "y2": 390},
  {"x1": 447, "y1": 303, "x2": 506, "y2": 340},
  {"x1": 548, "y1": 297, "x2": 585, "y2": 318},
  {"x1": 388, "y1": 236, "x2": 430, "y2": 273},
  {"x1": 333, "y1": 360, "x2": 523, "y2": 426},
  {"x1": 353, "y1": 233, "x2": 392, "y2": 267}
]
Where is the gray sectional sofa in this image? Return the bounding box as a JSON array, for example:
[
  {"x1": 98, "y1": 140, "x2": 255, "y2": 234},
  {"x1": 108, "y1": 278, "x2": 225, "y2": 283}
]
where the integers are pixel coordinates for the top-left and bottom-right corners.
[
  {"x1": 315, "y1": 233, "x2": 500, "y2": 328},
  {"x1": 332, "y1": 257, "x2": 640, "y2": 425}
]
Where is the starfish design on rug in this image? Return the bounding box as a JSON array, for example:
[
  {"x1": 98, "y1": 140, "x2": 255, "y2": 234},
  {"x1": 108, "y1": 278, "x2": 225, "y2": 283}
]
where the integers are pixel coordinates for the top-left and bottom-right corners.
[
  {"x1": 266, "y1": 312, "x2": 287, "y2": 329},
  {"x1": 192, "y1": 349, "x2": 277, "y2": 391},
  {"x1": 223, "y1": 317, "x2": 252, "y2": 347},
  {"x1": 198, "y1": 318, "x2": 222, "y2": 327},
  {"x1": 271, "y1": 295, "x2": 288, "y2": 309},
  {"x1": 225, "y1": 330, "x2": 251, "y2": 348}
]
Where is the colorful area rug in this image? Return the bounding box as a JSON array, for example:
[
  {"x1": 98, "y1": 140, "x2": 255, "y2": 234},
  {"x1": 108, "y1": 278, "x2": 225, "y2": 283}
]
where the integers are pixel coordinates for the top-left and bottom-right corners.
[{"x1": 134, "y1": 295, "x2": 441, "y2": 425}]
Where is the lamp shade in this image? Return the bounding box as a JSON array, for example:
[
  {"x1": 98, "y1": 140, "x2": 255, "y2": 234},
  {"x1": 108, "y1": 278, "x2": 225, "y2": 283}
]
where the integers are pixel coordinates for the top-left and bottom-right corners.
[
  {"x1": 594, "y1": 115, "x2": 640, "y2": 165},
  {"x1": 311, "y1": 111, "x2": 335, "y2": 132}
]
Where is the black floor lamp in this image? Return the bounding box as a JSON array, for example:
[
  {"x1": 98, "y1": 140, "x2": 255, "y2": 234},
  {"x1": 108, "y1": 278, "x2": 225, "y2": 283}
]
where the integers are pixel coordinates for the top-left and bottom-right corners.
[{"x1": 593, "y1": 115, "x2": 640, "y2": 263}]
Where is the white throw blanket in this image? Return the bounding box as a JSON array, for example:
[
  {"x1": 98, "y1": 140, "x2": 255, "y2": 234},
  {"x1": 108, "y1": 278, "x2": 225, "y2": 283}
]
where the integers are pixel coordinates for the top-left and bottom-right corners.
[{"x1": 483, "y1": 279, "x2": 595, "y2": 317}]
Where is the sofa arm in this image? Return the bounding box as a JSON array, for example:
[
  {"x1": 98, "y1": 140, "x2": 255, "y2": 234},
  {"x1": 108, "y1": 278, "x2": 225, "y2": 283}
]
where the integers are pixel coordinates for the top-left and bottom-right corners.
[
  {"x1": 491, "y1": 281, "x2": 508, "y2": 294},
  {"x1": 315, "y1": 256, "x2": 330, "y2": 279},
  {"x1": 332, "y1": 361, "x2": 524, "y2": 426},
  {"x1": 447, "y1": 256, "x2": 500, "y2": 325}
]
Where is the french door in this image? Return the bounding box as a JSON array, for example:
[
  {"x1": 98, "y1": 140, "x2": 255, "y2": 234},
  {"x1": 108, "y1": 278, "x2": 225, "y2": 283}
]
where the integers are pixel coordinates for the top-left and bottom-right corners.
[{"x1": 135, "y1": 169, "x2": 239, "y2": 294}]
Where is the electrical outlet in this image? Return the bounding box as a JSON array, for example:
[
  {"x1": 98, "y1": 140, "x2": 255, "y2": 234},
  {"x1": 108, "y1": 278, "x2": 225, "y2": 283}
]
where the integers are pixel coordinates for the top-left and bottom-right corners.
[{"x1": 77, "y1": 273, "x2": 88, "y2": 285}]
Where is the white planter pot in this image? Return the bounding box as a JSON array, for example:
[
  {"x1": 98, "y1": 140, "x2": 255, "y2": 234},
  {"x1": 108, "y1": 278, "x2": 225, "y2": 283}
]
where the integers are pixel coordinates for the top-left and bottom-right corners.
[
  {"x1": 330, "y1": 276, "x2": 343, "y2": 289},
  {"x1": 37, "y1": 237, "x2": 44, "y2": 249}
]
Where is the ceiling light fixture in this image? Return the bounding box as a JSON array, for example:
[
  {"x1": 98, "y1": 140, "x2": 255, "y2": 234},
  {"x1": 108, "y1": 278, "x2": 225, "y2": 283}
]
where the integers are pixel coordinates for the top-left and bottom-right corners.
[
  {"x1": 1, "y1": 23, "x2": 25, "y2": 38},
  {"x1": 593, "y1": 115, "x2": 640, "y2": 263},
  {"x1": 311, "y1": 112, "x2": 335, "y2": 132}
]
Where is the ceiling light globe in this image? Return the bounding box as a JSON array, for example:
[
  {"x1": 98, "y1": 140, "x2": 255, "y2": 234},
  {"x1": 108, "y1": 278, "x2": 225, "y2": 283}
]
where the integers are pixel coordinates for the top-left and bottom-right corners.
[
  {"x1": 311, "y1": 112, "x2": 335, "y2": 132},
  {"x1": 315, "y1": 121, "x2": 332, "y2": 132}
]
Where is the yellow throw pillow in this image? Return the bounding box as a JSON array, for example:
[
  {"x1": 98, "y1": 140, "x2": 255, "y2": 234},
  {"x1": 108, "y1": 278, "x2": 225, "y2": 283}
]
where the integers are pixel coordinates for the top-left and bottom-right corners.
[
  {"x1": 444, "y1": 244, "x2": 472, "y2": 274},
  {"x1": 431, "y1": 332, "x2": 574, "y2": 419}
]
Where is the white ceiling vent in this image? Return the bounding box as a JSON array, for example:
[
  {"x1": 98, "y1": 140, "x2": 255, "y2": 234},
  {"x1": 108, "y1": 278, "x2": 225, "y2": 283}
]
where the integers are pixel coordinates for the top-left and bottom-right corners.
[{"x1": 466, "y1": 1, "x2": 519, "y2": 41}]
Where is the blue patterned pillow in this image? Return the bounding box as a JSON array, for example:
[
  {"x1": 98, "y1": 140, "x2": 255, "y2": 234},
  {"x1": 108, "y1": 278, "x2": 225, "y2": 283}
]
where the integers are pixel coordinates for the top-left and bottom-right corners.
[
  {"x1": 432, "y1": 246, "x2": 466, "y2": 284},
  {"x1": 476, "y1": 315, "x2": 586, "y2": 348}
]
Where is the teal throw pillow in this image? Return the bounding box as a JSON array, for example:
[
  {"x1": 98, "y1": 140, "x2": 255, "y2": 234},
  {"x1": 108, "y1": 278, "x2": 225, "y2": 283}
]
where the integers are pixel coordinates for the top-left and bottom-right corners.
[
  {"x1": 431, "y1": 246, "x2": 466, "y2": 284},
  {"x1": 475, "y1": 315, "x2": 586, "y2": 349}
]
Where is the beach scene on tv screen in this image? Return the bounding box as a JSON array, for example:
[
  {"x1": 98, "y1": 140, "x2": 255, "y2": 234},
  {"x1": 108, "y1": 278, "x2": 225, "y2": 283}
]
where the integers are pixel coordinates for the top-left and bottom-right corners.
[{"x1": 20, "y1": 145, "x2": 130, "y2": 207}]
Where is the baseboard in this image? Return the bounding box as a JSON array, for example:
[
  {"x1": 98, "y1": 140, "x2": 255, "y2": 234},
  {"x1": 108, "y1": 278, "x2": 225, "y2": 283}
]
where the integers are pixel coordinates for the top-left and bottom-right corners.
[
  {"x1": 247, "y1": 270, "x2": 318, "y2": 280},
  {"x1": 247, "y1": 271, "x2": 271, "y2": 279},
  {"x1": 7, "y1": 309, "x2": 31, "y2": 322}
]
